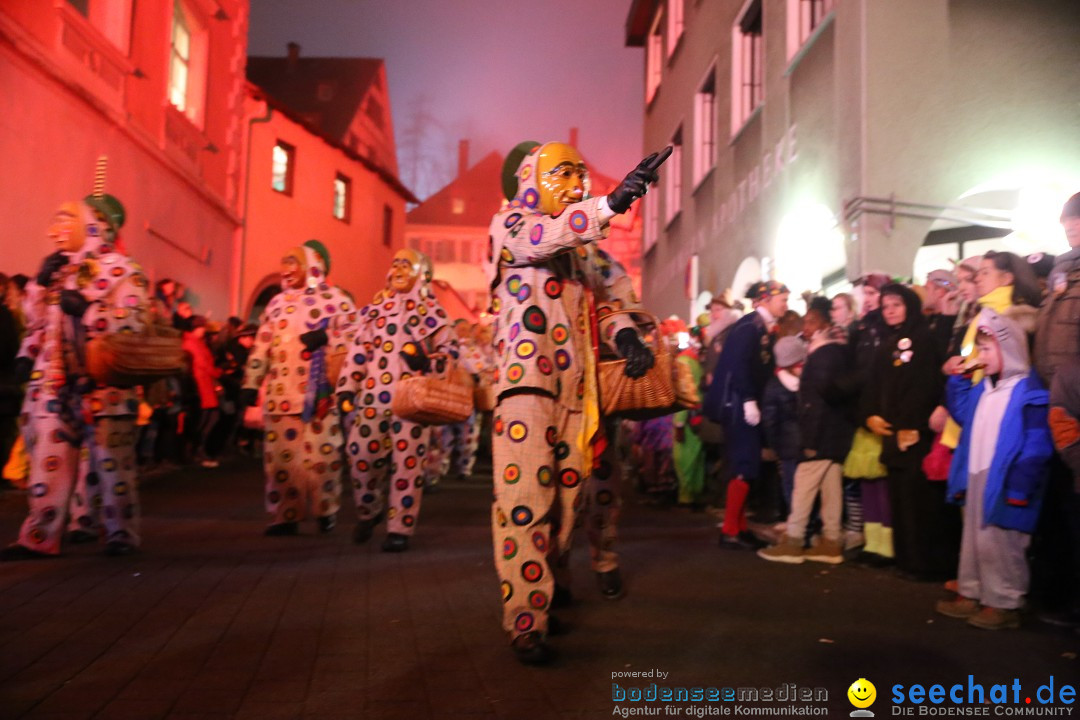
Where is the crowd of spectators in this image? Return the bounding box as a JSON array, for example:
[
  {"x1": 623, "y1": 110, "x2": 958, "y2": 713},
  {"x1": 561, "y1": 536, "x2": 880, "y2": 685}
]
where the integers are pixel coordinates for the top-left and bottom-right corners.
[{"x1": 620, "y1": 193, "x2": 1080, "y2": 632}]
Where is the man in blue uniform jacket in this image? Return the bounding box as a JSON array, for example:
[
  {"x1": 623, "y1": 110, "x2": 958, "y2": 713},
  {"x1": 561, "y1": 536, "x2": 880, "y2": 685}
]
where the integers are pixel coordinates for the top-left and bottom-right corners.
[{"x1": 704, "y1": 280, "x2": 789, "y2": 550}]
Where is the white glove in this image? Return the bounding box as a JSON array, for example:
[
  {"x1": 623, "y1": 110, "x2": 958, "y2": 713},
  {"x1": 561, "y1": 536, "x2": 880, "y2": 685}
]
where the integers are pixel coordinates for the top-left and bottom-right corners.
[{"x1": 743, "y1": 400, "x2": 761, "y2": 427}]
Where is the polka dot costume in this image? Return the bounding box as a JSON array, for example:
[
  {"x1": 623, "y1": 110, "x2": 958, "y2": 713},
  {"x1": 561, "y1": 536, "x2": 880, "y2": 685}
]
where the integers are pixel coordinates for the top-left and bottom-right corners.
[
  {"x1": 337, "y1": 266, "x2": 455, "y2": 537},
  {"x1": 486, "y1": 145, "x2": 647, "y2": 640},
  {"x1": 10, "y1": 201, "x2": 147, "y2": 554},
  {"x1": 17, "y1": 416, "x2": 138, "y2": 554},
  {"x1": 262, "y1": 414, "x2": 343, "y2": 524},
  {"x1": 584, "y1": 421, "x2": 624, "y2": 574},
  {"x1": 492, "y1": 394, "x2": 585, "y2": 636},
  {"x1": 243, "y1": 244, "x2": 356, "y2": 527}
]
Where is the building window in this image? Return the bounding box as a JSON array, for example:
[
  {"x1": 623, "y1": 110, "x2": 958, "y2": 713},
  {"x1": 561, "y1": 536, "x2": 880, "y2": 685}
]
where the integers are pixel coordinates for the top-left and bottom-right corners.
[
  {"x1": 787, "y1": 0, "x2": 834, "y2": 58},
  {"x1": 382, "y1": 205, "x2": 393, "y2": 247},
  {"x1": 731, "y1": 0, "x2": 764, "y2": 134},
  {"x1": 693, "y1": 65, "x2": 716, "y2": 187},
  {"x1": 646, "y1": 9, "x2": 663, "y2": 104},
  {"x1": 272, "y1": 141, "x2": 295, "y2": 195},
  {"x1": 665, "y1": 126, "x2": 683, "y2": 225},
  {"x1": 168, "y1": 1, "x2": 207, "y2": 126},
  {"x1": 66, "y1": 0, "x2": 133, "y2": 55},
  {"x1": 333, "y1": 173, "x2": 351, "y2": 221},
  {"x1": 452, "y1": 198, "x2": 465, "y2": 215},
  {"x1": 317, "y1": 81, "x2": 335, "y2": 102},
  {"x1": 666, "y1": 0, "x2": 684, "y2": 58}
]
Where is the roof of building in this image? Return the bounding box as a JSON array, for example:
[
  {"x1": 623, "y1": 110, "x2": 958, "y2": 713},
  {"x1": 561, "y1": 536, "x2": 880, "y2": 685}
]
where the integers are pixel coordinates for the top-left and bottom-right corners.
[
  {"x1": 246, "y1": 55, "x2": 384, "y2": 142},
  {"x1": 245, "y1": 82, "x2": 418, "y2": 204},
  {"x1": 406, "y1": 152, "x2": 504, "y2": 227},
  {"x1": 625, "y1": 0, "x2": 661, "y2": 46},
  {"x1": 406, "y1": 151, "x2": 619, "y2": 228}
]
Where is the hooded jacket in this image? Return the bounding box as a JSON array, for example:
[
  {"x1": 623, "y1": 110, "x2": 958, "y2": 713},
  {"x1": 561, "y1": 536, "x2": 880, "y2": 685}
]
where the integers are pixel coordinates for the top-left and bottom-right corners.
[
  {"x1": 799, "y1": 324, "x2": 857, "y2": 462},
  {"x1": 945, "y1": 309, "x2": 1053, "y2": 533},
  {"x1": 861, "y1": 284, "x2": 943, "y2": 468},
  {"x1": 244, "y1": 244, "x2": 356, "y2": 415},
  {"x1": 486, "y1": 144, "x2": 640, "y2": 410},
  {"x1": 19, "y1": 201, "x2": 149, "y2": 418}
]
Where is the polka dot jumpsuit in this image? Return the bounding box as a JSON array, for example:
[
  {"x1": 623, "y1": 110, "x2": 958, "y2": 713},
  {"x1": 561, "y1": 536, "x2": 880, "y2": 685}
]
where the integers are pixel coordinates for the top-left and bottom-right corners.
[
  {"x1": 243, "y1": 245, "x2": 356, "y2": 529},
  {"x1": 12, "y1": 201, "x2": 148, "y2": 554},
  {"x1": 487, "y1": 145, "x2": 642, "y2": 640},
  {"x1": 337, "y1": 269, "x2": 456, "y2": 538}
]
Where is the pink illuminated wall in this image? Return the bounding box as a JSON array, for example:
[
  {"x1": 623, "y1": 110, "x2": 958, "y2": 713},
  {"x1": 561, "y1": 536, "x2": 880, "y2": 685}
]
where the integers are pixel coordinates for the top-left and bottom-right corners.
[
  {"x1": 238, "y1": 87, "x2": 410, "y2": 317},
  {"x1": 0, "y1": 0, "x2": 249, "y2": 316}
]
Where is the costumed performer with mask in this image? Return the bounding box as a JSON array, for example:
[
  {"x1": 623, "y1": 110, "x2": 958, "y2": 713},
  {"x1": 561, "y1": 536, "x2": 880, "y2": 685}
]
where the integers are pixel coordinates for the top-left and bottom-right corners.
[
  {"x1": 2, "y1": 190, "x2": 148, "y2": 560},
  {"x1": 487, "y1": 140, "x2": 663, "y2": 664},
  {"x1": 241, "y1": 240, "x2": 355, "y2": 536},
  {"x1": 337, "y1": 248, "x2": 457, "y2": 552}
]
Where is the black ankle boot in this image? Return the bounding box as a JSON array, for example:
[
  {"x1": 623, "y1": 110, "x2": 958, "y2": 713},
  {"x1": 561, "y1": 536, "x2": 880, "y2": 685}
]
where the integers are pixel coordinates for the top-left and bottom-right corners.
[
  {"x1": 317, "y1": 515, "x2": 337, "y2": 534},
  {"x1": 596, "y1": 568, "x2": 625, "y2": 600},
  {"x1": 511, "y1": 631, "x2": 556, "y2": 665}
]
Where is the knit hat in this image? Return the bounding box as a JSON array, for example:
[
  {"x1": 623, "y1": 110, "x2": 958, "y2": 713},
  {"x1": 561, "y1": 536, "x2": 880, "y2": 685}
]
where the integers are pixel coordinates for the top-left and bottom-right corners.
[
  {"x1": 1061, "y1": 192, "x2": 1080, "y2": 220},
  {"x1": 1025, "y1": 252, "x2": 1057, "y2": 279},
  {"x1": 745, "y1": 280, "x2": 789, "y2": 300},
  {"x1": 774, "y1": 336, "x2": 807, "y2": 368}
]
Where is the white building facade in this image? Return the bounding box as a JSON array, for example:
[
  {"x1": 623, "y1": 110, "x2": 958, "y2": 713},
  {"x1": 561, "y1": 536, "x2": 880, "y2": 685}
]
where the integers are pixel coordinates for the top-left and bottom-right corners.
[{"x1": 626, "y1": 0, "x2": 1080, "y2": 316}]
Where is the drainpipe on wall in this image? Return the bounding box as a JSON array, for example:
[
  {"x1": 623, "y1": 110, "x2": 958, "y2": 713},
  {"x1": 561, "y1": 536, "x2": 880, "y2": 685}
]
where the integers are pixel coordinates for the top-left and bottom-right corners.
[{"x1": 236, "y1": 99, "x2": 274, "y2": 317}]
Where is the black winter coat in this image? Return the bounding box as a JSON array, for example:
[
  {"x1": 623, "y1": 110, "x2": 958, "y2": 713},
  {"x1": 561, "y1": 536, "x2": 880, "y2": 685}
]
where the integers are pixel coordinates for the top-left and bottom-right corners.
[
  {"x1": 861, "y1": 319, "x2": 943, "y2": 469},
  {"x1": 762, "y1": 375, "x2": 800, "y2": 461},
  {"x1": 798, "y1": 340, "x2": 857, "y2": 462}
]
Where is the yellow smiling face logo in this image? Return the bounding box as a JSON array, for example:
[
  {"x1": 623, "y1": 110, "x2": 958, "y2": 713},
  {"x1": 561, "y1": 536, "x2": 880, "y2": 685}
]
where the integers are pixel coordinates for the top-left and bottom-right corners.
[{"x1": 848, "y1": 678, "x2": 877, "y2": 709}]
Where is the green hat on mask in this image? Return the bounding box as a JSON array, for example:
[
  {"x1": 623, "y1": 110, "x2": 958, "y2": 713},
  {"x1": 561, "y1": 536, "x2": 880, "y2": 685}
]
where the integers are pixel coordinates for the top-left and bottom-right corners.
[
  {"x1": 502, "y1": 141, "x2": 541, "y2": 201},
  {"x1": 303, "y1": 239, "x2": 331, "y2": 276},
  {"x1": 83, "y1": 193, "x2": 126, "y2": 234}
]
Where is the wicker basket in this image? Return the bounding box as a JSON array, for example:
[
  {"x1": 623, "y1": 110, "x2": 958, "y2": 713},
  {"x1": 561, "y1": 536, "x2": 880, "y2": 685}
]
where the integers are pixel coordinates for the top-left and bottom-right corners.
[
  {"x1": 673, "y1": 355, "x2": 701, "y2": 409},
  {"x1": 86, "y1": 323, "x2": 184, "y2": 388},
  {"x1": 597, "y1": 310, "x2": 676, "y2": 419},
  {"x1": 391, "y1": 353, "x2": 474, "y2": 425}
]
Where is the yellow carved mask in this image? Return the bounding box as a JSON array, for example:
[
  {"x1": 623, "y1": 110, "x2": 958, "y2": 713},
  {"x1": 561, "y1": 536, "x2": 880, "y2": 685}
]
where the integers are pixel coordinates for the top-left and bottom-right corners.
[
  {"x1": 281, "y1": 249, "x2": 305, "y2": 289},
  {"x1": 48, "y1": 201, "x2": 87, "y2": 254},
  {"x1": 537, "y1": 142, "x2": 589, "y2": 215},
  {"x1": 389, "y1": 249, "x2": 422, "y2": 293}
]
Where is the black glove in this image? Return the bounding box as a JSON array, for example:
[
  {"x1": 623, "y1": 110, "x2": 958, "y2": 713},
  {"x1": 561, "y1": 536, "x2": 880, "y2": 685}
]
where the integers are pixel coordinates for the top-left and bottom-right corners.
[
  {"x1": 615, "y1": 327, "x2": 655, "y2": 379},
  {"x1": 300, "y1": 329, "x2": 329, "y2": 352},
  {"x1": 36, "y1": 251, "x2": 68, "y2": 287},
  {"x1": 238, "y1": 388, "x2": 259, "y2": 408},
  {"x1": 14, "y1": 357, "x2": 33, "y2": 386},
  {"x1": 59, "y1": 290, "x2": 90, "y2": 318},
  {"x1": 607, "y1": 152, "x2": 663, "y2": 214},
  {"x1": 399, "y1": 342, "x2": 430, "y2": 373}
]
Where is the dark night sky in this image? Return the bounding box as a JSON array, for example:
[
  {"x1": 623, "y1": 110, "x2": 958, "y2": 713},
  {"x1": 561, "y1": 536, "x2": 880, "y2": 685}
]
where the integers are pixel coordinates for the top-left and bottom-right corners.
[{"x1": 247, "y1": 0, "x2": 645, "y2": 199}]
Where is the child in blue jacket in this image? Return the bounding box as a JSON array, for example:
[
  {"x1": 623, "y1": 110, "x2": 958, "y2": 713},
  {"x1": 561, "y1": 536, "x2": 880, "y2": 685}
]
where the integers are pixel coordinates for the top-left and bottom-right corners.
[{"x1": 936, "y1": 309, "x2": 1054, "y2": 630}]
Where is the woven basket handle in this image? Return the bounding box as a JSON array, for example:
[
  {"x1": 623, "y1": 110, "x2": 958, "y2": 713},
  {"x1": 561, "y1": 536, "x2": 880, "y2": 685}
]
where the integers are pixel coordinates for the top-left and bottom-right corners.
[
  {"x1": 595, "y1": 308, "x2": 665, "y2": 353},
  {"x1": 426, "y1": 352, "x2": 456, "y2": 379}
]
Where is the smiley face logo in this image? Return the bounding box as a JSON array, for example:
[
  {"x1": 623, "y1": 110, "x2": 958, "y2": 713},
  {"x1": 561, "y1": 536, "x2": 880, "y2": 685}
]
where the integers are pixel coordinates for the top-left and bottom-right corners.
[{"x1": 848, "y1": 679, "x2": 876, "y2": 716}]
